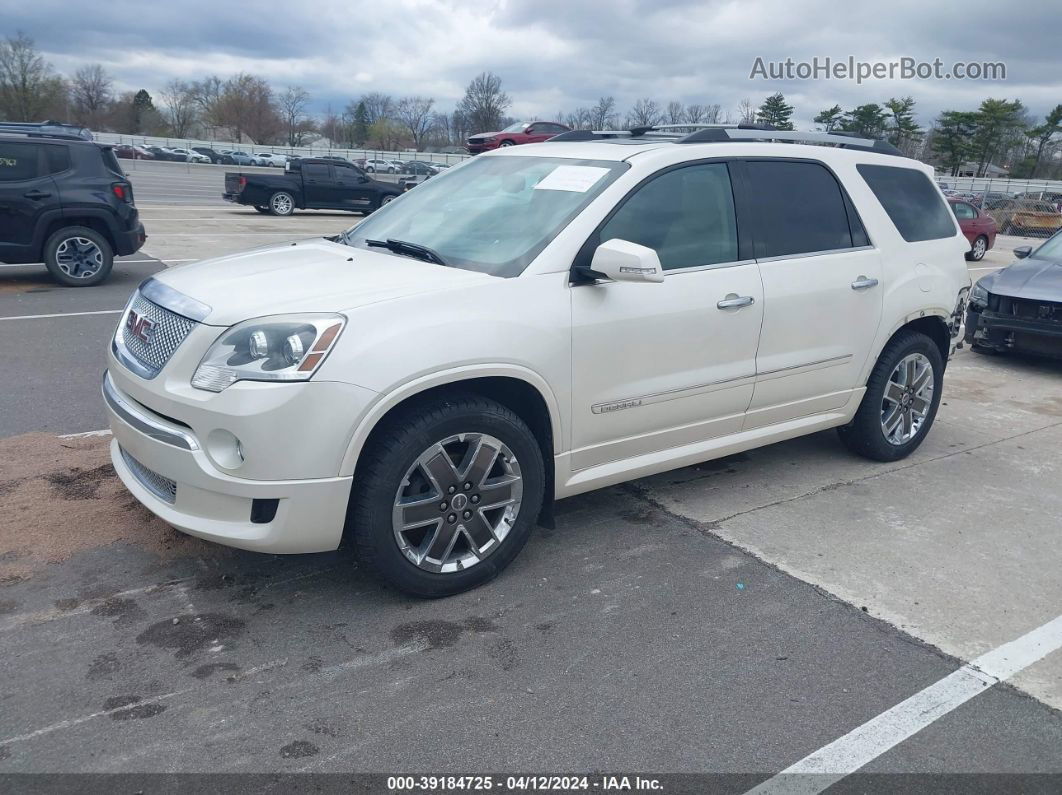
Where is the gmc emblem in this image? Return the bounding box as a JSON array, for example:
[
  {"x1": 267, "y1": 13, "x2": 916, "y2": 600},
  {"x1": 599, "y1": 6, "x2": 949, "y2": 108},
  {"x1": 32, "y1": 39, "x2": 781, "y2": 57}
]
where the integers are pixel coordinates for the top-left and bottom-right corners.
[{"x1": 126, "y1": 310, "x2": 156, "y2": 344}]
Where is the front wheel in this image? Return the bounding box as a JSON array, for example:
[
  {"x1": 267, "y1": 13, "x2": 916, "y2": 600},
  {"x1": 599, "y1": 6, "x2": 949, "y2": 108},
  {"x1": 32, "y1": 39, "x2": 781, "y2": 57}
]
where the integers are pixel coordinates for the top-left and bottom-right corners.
[
  {"x1": 269, "y1": 191, "x2": 295, "y2": 216},
  {"x1": 349, "y1": 395, "x2": 545, "y2": 597},
  {"x1": 499, "y1": 140, "x2": 515, "y2": 147},
  {"x1": 837, "y1": 330, "x2": 944, "y2": 462},
  {"x1": 965, "y1": 235, "x2": 988, "y2": 261},
  {"x1": 43, "y1": 226, "x2": 114, "y2": 287}
]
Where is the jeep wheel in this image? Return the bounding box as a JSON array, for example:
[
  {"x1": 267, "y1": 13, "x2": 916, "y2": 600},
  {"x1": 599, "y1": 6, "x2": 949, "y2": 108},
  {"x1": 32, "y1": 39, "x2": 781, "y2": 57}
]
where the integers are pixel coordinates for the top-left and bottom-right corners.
[
  {"x1": 269, "y1": 191, "x2": 295, "y2": 216},
  {"x1": 837, "y1": 330, "x2": 943, "y2": 462},
  {"x1": 350, "y1": 395, "x2": 544, "y2": 597},
  {"x1": 43, "y1": 227, "x2": 114, "y2": 287}
]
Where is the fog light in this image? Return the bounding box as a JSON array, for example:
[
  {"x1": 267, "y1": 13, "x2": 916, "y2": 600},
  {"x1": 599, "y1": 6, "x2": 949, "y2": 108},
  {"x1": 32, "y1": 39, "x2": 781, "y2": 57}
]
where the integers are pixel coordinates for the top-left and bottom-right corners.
[{"x1": 206, "y1": 429, "x2": 244, "y2": 470}]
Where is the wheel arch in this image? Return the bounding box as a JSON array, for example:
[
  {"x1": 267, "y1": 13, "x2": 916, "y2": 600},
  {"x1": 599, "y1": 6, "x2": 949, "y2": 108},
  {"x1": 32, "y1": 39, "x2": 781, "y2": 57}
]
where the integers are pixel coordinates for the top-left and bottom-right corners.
[
  {"x1": 865, "y1": 313, "x2": 951, "y2": 386},
  {"x1": 340, "y1": 367, "x2": 562, "y2": 526},
  {"x1": 41, "y1": 212, "x2": 118, "y2": 253}
]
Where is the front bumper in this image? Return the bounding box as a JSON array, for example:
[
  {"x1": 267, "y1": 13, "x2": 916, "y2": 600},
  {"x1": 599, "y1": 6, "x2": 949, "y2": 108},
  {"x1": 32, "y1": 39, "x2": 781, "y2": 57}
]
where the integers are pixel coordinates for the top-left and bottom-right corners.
[
  {"x1": 103, "y1": 370, "x2": 354, "y2": 554},
  {"x1": 466, "y1": 141, "x2": 497, "y2": 154},
  {"x1": 965, "y1": 307, "x2": 1062, "y2": 356}
]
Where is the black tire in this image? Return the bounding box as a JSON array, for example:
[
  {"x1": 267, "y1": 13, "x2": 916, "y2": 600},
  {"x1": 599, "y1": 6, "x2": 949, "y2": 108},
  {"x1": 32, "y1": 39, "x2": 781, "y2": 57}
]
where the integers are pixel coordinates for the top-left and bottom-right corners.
[
  {"x1": 366, "y1": 166, "x2": 375, "y2": 173},
  {"x1": 349, "y1": 394, "x2": 545, "y2": 598},
  {"x1": 253, "y1": 206, "x2": 270, "y2": 214},
  {"x1": 43, "y1": 226, "x2": 114, "y2": 287},
  {"x1": 965, "y1": 235, "x2": 988, "y2": 261},
  {"x1": 837, "y1": 330, "x2": 944, "y2": 462},
  {"x1": 268, "y1": 191, "x2": 295, "y2": 216},
  {"x1": 499, "y1": 140, "x2": 515, "y2": 147}
]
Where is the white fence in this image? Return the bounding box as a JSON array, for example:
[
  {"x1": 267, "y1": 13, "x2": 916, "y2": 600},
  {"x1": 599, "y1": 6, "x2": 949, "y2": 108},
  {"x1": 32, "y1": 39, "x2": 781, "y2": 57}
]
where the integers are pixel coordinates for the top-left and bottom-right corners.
[{"x1": 93, "y1": 132, "x2": 472, "y2": 166}]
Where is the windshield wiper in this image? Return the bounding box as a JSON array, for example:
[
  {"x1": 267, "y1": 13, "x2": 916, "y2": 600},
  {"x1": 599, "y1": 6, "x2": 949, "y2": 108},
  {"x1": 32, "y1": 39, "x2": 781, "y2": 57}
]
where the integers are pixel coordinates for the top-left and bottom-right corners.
[{"x1": 365, "y1": 238, "x2": 449, "y2": 266}]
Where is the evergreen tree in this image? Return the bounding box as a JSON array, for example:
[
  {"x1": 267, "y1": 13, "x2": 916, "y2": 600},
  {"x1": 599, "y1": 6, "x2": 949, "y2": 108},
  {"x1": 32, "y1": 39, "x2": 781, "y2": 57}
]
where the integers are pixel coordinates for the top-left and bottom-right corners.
[
  {"x1": 813, "y1": 105, "x2": 843, "y2": 132},
  {"x1": 756, "y1": 92, "x2": 794, "y2": 130}
]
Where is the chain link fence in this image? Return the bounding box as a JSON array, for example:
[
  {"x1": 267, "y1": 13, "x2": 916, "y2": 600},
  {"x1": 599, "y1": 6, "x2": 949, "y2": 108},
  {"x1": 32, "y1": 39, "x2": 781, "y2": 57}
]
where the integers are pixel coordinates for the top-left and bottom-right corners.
[{"x1": 937, "y1": 175, "x2": 1062, "y2": 239}]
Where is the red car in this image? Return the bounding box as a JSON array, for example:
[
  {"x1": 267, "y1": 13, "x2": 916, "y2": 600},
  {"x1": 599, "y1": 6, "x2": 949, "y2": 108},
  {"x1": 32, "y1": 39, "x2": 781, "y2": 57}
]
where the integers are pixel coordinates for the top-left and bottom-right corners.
[
  {"x1": 949, "y1": 197, "x2": 997, "y2": 261},
  {"x1": 466, "y1": 121, "x2": 571, "y2": 154}
]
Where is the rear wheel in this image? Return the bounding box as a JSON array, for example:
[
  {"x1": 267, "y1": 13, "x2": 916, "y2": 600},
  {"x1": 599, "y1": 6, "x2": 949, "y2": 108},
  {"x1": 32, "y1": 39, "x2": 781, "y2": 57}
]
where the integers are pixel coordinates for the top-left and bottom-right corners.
[
  {"x1": 349, "y1": 395, "x2": 544, "y2": 597},
  {"x1": 965, "y1": 235, "x2": 988, "y2": 261},
  {"x1": 269, "y1": 191, "x2": 295, "y2": 216},
  {"x1": 43, "y1": 226, "x2": 113, "y2": 287},
  {"x1": 837, "y1": 330, "x2": 943, "y2": 462}
]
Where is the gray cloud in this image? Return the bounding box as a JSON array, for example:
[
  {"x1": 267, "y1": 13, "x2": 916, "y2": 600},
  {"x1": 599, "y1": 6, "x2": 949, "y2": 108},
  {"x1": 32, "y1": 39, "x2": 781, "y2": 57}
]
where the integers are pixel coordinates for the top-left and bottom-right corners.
[{"x1": 5, "y1": 0, "x2": 1059, "y2": 126}]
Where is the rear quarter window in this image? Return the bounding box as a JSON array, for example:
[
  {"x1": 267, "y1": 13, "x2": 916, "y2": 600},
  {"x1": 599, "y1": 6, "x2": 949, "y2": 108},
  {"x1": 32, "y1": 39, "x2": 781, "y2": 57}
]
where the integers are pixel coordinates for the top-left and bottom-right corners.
[{"x1": 857, "y1": 164, "x2": 957, "y2": 242}]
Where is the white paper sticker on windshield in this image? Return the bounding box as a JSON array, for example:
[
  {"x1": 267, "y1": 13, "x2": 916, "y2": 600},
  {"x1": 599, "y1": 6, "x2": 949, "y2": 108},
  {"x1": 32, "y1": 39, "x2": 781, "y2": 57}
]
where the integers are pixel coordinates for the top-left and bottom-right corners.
[{"x1": 533, "y1": 165, "x2": 611, "y2": 193}]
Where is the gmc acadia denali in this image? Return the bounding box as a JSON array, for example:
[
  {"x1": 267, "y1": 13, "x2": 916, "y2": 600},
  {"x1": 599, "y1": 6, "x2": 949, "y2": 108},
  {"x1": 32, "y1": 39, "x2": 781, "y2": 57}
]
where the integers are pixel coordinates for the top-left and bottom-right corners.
[{"x1": 103, "y1": 125, "x2": 970, "y2": 597}]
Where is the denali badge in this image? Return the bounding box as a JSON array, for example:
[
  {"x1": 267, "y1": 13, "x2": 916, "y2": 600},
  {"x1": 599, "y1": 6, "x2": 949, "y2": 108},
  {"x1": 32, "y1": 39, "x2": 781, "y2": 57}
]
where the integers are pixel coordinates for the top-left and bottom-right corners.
[{"x1": 126, "y1": 310, "x2": 156, "y2": 344}]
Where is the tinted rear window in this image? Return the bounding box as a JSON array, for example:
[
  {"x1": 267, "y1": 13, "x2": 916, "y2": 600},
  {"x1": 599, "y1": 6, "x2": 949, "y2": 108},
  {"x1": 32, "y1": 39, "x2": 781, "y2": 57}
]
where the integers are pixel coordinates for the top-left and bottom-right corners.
[
  {"x1": 746, "y1": 160, "x2": 860, "y2": 258},
  {"x1": 857, "y1": 164, "x2": 956, "y2": 242},
  {"x1": 0, "y1": 142, "x2": 41, "y2": 181}
]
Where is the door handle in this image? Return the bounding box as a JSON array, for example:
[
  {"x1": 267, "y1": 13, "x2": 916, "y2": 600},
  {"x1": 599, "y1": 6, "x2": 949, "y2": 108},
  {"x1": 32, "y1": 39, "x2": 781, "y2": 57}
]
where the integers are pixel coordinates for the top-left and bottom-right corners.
[
  {"x1": 23, "y1": 190, "x2": 52, "y2": 200},
  {"x1": 851, "y1": 277, "x2": 879, "y2": 290},
  {"x1": 717, "y1": 294, "x2": 755, "y2": 309}
]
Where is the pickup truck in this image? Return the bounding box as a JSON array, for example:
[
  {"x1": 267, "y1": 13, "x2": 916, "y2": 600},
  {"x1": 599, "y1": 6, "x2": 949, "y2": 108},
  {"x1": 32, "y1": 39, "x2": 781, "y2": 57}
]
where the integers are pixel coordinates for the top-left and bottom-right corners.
[{"x1": 223, "y1": 157, "x2": 402, "y2": 216}]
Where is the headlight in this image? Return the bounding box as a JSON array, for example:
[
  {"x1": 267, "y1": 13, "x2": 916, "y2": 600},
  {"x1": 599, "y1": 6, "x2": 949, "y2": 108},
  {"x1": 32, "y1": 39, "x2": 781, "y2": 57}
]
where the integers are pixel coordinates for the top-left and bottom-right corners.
[
  {"x1": 192, "y1": 314, "x2": 345, "y2": 392},
  {"x1": 969, "y1": 281, "x2": 989, "y2": 309}
]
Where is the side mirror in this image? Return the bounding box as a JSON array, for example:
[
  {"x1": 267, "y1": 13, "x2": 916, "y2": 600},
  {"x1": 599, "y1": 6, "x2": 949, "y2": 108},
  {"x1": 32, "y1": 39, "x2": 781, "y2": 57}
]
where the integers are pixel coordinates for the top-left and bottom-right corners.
[
  {"x1": 1013, "y1": 245, "x2": 1032, "y2": 259},
  {"x1": 358, "y1": 175, "x2": 370, "y2": 183},
  {"x1": 588, "y1": 239, "x2": 664, "y2": 283}
]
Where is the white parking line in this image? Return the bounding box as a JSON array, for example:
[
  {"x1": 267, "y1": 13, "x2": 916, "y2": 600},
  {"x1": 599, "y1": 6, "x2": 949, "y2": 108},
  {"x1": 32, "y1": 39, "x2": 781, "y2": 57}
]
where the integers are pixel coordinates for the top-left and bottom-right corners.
[
  {"x1": 0, "y1": 309, "x2": 122, "y2": 321},
  {"x1": 747, "y1": 614, "x2": 1062, "y2": 794},
  {"x1": 968, "y1": 266, "x2": 1002, "y2": 271}
]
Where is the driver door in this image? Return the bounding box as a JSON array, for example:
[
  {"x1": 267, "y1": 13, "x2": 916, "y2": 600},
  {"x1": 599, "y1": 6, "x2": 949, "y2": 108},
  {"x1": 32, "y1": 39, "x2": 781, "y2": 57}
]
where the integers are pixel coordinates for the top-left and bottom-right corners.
[
  {"x1": 570, "y1": 161, "x2": 763, "y2": 470},
  {"x1": 332, "y1": 164, "x2": 377, "y2": 211}
]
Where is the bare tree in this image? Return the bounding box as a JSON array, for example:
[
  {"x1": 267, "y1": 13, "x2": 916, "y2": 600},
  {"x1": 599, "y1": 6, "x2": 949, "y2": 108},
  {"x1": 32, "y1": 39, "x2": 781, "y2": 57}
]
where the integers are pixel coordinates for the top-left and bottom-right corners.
[
  {"x1": 160, "y1": 79, "x2": 197, "y2": 137},
  {"x1": 665, "y1": 101, "x2": 685, "y2": 124},
  {"x1": 0, "y1": 32, "x2": 67, "y2": 121},
  {"x1": 395, "y1": 96, "x2": 436, "y2": 149},
  {"x1": 359, "y1": 92, "x2": 395, "y2": 126},
  {"x1": 626, "y1": 98, "x2": 660, "y2": 128},
  {"x1": 217, "y1": 73, "x2": 280, "y2": 144},
  {"x1": 190, "y1": 76, "x2": 225, "y2": 136},
  {"x1": 279, "y1": 85, "x2": 312, "y2": 146},
  {"x1": 71, "y1": 64, "x2": 113, "y2": 129},
  {"x1": 737, "y1": 98, "x2": 756, "y2": 125},
  {"x1": 685, "y1": 103, "x2": 721, "y2": 124},
  {"x1": 589, "y1": 96, "x2": 617, "y2": 129},
  {"x1": 459, "y1": 72, "x2": 511, "y2": 134}
]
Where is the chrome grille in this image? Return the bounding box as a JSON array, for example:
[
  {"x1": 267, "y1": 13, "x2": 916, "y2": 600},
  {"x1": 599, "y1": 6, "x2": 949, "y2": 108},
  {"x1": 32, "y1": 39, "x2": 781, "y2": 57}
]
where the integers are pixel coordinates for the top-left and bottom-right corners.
[
  {"x1": 117, "y1": 292, "x2": 197, "y2": 377},
  {"x1": 120, "y1": 447, "x2": 177, "y2": 505}
]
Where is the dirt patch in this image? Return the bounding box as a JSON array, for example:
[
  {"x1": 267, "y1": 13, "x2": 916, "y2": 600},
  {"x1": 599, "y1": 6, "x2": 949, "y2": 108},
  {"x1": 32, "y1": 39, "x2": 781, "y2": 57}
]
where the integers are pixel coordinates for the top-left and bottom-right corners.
[{"x1": 0, "y1": 433, "x2": 220, "y2": 581}]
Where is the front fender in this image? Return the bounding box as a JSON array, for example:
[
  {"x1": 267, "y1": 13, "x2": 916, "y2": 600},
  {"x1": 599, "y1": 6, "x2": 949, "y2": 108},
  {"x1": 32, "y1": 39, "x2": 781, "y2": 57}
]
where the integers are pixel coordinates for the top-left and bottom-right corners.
[{"x1": 337, "y1": 363, "x2": 564, "y2": 477}]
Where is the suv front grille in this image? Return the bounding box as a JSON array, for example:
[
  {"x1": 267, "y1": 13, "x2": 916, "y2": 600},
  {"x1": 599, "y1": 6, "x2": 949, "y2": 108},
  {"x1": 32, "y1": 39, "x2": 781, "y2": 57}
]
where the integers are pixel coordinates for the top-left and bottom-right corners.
[
  {"x1": 997, "y1": 296, "x2": 1062, "y2": 324},
  {"x1": 116, "y1": 292, "x2": 197, "y2": 377},
  {"x1": 119, "y1": 447, "x2": 177, "y2": 504}
]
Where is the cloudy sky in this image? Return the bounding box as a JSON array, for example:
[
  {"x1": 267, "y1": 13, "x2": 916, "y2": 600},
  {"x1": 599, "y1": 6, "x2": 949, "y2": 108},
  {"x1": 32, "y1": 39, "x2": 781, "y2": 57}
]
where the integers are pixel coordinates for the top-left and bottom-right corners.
[{"x1": 5, "y1": 0, "x2": 1059, "y2": 128}]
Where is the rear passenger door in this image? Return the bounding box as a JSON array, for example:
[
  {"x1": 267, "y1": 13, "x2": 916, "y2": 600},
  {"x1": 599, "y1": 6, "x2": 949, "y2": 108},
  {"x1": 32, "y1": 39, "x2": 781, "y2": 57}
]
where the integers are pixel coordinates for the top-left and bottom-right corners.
[
  {"x1": 741, "y1": 159, "x2": 883, "y2": 428},
  {"x1": 300, "y1": 163, "x2": 334, "y2": 206}
]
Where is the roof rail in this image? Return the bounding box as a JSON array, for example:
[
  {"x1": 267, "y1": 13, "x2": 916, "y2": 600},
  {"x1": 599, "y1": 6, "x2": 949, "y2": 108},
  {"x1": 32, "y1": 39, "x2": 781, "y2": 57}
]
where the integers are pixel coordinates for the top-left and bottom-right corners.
[
  {"x1": 549, "y1": 123, "x2": 903, "y2": 155},
  {"x1": 0, "y1": 129, "x2": 93, "y2": 142}
]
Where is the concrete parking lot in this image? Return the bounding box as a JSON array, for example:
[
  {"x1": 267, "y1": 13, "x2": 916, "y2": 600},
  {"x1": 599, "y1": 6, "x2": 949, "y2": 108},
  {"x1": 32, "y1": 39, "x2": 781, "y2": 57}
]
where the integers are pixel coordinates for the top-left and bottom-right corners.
[{"x1": 1, "y1": 160, "x2": 1059, "y2": 781}]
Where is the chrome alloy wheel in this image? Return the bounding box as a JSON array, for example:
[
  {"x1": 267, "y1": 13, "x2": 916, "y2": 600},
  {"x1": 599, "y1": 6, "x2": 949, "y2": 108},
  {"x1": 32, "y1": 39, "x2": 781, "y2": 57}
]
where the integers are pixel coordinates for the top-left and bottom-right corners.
[
  {"x1": 971, "y1": 237, "x2": 987, "y2": 260},
  {"x1": 392, "y1": 433, "x2": 523, "y2": 573},
  {"x1": 55, "y1": 237, "x2": 103, "y2": 279},
  {"x1": 880, "y1": 353, "x2": 934, "y2": 445},
  {"x1": 271, "y1": 193, "x2": 293, "y2": 214}
]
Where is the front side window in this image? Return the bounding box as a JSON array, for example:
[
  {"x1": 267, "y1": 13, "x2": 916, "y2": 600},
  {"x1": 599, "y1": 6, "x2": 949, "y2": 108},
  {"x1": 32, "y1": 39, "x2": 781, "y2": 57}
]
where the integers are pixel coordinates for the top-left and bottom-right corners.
[
  {"x1": 746, "y1": 160, "x2": 858, "y2": 258},
  {"x1": 0, "y1": 142, "x2": 41, "y2": 181},
  {"x1": 599, "y1": 163, "x2": 738, "y2": 270},
  {"x1": 345, "y1": 155, "x2": 627, "y2": 277},
  {"x1": 858, "y1": 164, "x2": 957, "y2": 242}
]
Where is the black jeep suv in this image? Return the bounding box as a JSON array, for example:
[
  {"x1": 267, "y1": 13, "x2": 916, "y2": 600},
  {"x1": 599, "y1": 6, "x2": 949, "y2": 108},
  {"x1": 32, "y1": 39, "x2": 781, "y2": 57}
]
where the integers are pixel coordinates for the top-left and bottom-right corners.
[{"x1": 0, "y1": 133, "x2": 146, "y2": 286}]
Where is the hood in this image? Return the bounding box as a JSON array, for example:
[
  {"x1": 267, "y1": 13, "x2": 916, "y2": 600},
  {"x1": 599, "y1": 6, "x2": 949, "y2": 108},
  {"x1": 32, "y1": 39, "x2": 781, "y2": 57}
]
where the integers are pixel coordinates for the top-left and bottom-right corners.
[
  {"x1": 152, "y1": 238, "x2": 495, "y2": 326},
  {"x1": 469, "y1": 132, "x2": 500, "y2": 140},
  {"x1": 982, "y1": 257, "x2": 1062, "y2": 303}
]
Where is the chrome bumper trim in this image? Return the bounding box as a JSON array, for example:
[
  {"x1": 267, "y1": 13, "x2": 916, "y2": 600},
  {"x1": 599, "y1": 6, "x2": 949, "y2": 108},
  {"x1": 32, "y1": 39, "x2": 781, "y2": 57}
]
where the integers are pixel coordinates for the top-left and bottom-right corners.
[{"x1": 102, "y1": 371, "x2": 199, "y2": 451}]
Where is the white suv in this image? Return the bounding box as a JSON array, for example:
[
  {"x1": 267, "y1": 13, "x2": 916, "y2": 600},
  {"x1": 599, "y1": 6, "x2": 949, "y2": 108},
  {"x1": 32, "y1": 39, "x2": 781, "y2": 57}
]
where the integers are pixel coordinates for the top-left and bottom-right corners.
[{"x1": 103, "y1": 127, "x2": 970, "y2": 597}]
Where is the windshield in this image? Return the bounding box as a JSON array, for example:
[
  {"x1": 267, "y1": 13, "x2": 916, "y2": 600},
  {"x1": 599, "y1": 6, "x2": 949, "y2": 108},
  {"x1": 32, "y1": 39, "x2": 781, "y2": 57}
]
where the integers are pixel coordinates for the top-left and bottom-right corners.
[
  {"x1": 343, "y1": 155, "x2": 627, "y2": 277},
  {"x1": 501, "y1": 122, "x2": 528, "y2": 132},
  {"x1": 1032, "y1": 231, "x2": 1062, "y2": 261}
]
